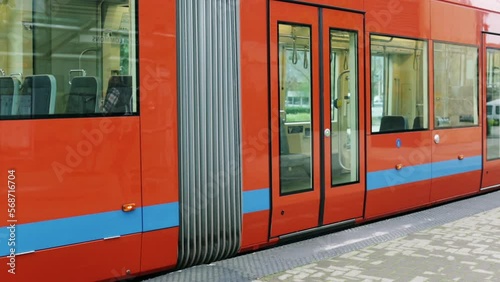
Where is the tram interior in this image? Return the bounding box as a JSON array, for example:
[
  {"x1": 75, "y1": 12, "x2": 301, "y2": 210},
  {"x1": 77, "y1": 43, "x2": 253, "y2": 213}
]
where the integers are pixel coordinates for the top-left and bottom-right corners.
[
  {"x1": 278, "y1": 24, "x2": 313, "y2": 194},
  {"x1": 0, "y1": 0, "x2": 136, "y2": 117},
  {"x1": 330, "y1": 30, "x2": 359, "y2": 186},
  {"x1": 370, "y1": 35, "x2": 428, "y2": 133}
]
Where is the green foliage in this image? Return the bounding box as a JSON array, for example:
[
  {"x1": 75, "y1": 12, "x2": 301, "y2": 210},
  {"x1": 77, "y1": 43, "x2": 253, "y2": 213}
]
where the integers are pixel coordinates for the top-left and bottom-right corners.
[
  {"x1": 286, "y1": 113, "x2": 311, "y2": 122},
  {"x1": 285, "y1": 106, "x2": 310, "y2": 115}
]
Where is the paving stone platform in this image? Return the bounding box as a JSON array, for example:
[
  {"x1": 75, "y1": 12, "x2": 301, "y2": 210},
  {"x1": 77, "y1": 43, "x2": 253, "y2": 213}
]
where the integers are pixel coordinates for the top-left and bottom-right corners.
[
  {"x1": 258, "y1": 206, "x2": 500, "y2": 281},
  {"x1": 144, "y1": 190, "x2": 500, "y2": 282}
]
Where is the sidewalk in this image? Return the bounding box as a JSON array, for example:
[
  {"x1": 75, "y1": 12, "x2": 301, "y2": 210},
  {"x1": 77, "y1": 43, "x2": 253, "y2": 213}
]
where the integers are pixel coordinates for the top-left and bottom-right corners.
[
  {"x1": 258, "y1": 207, "x2": 500, "y2": 281},
  {"x1": 144, "y1": 191, "x2": 500, "y2": 282}
]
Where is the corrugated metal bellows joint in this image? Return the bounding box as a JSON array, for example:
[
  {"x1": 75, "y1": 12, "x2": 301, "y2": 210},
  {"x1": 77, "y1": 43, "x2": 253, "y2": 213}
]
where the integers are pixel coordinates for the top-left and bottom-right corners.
[{"x1": 177, "y1": 0, "x2": 242, "y2": 268}]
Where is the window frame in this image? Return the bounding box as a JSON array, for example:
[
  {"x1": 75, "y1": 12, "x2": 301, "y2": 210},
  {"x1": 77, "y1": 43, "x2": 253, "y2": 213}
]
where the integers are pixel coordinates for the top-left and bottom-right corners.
[
  {"x1": 277, "y1": 21, "x2": 315, "y2": 196},
  {"x1": 369, "y1": 33, "x2": 430, "y2": 134},
  {"x1": 432, "y1": 40, "x2": 480, "y2": 130},
  {"x1": 329, "y1": 27, "x2": 361, "y2": 188},
  {"x1": 485, "y1": 47, "x2": 500, "y2": 161},
  {"x1": 0, "y1": 0, "x2": 140, "y2": 121}
]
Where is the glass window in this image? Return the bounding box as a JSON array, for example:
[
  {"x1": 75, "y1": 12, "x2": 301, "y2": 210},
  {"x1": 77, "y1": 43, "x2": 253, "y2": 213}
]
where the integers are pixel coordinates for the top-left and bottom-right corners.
[
  {"x1": 330, "y1": 29, "x2": 359, "y2": 186},
  {"x1": 370, "y1": 35, "x2": 428, "y2": 133},
  {"x1": 278, "y1": 23, "x2": 312, "y2": 195},
  {"x1": 434, "y1": 43, "x2": 478, "y2": 128},
  {"x1": 0, "y1": 0, "x2": 137, "y2": 119},
  {"x1": 487, "y1": 48, "x2": 500, "y2": 160}
]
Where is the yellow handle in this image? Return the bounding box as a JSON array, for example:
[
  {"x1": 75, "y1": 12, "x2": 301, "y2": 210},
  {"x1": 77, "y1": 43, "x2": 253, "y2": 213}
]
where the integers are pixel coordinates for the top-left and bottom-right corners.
[{"x1": 122, "y1": 203, "x2": 136, "y2": 212}]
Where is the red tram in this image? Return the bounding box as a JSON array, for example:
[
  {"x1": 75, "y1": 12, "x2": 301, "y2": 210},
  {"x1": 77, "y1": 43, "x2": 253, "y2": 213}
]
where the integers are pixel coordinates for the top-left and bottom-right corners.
[{"x1": 1, "y1": 0, "x2": 500, "y2": 281}]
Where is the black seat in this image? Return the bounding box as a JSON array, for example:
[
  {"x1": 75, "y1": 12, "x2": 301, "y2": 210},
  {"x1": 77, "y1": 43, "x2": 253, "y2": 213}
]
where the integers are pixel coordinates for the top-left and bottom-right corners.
[
  {"x1": 66, "y1": 76, "x2": 99, "y2": 114},
  {"x1": 0, "y1": 77, "x2": 20, "y2": 116},
  {"x1": 413, "y1": 116, "x2": 423, "y2": 130},
  {"x1": 379, "y1": 115, "x2": 407, "y2": 132},
  {"x1": 279, "y1": 120, "x2": 311, "y2": 176},
  {"x1": 18, "y1": 75, "x2": 56, "y2": 116},
  {"x1": 102, "y1": 75, "x2": 133, "y2": 114}
]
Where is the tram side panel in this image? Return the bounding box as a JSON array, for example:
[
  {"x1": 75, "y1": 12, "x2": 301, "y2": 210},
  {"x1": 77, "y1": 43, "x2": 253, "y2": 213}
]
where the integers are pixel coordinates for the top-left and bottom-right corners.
[
  {"x1": 430, "y1": 1, "x2": 482, "y2": 201},
  {"x1": 365, "y1": 0, "x2": 433, "y2": 219},
  {"x1": 0, "y1": 119, "x2": 143, "y2": 282},
  {"x1": 481, "y1": 13, "x2": 500, "y2": 189},
  {"x1": 239, "y1": 0, "x2": 272, "y2": 251},
  {"x1": 440, "y1": 0, "x2": 500, "y2": 12},
  {"x1": 296, "y1": 0, "x2": 363, "y2": 11},
  {"x1": 0, "y1": 1, "x2": 144, "y2": 281},
  {"x1": 138, "y1": 0, "x2": 180, "y2": 274}
]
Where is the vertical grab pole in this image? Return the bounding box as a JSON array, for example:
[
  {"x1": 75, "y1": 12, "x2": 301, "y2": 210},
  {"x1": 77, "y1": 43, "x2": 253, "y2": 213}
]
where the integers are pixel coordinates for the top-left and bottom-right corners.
[{"x1": 336, "y1": 70, "x2": 350, "y2": 171}]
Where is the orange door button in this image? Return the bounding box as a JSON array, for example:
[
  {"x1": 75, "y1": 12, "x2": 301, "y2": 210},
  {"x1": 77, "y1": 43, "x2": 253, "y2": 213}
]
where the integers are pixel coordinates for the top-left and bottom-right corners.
[
  {"x1": 395, "y1": 164, "x2": 404, "y2": 170},
  {"x1": 458, "y1": 155, "x2": 465, "y2": 161},
  {"x1": 122, "y1": 203, "x2": 137, "y2": 212}
]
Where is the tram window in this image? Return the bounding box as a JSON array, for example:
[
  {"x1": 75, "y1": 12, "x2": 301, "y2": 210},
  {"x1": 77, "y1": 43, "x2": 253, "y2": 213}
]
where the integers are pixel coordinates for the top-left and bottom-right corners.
[
  {"x1": 0, "y1": 0, "x2": 137, "y2": 119},
  {"x1": 434, "y1": 43, "x2": 478, "y2": 128},
  {"x1": 278, "y1": 23, "x2": 313, "y2": 195},
  {"x1": 370, "y1": 35, "x2": 428, "y2": 133},
  {"x1": 486, "y1": 49, "x2": 500, "y2": 160},
  {"x1": 330, "y1": 30, "x2": 359, "y2": 186}
]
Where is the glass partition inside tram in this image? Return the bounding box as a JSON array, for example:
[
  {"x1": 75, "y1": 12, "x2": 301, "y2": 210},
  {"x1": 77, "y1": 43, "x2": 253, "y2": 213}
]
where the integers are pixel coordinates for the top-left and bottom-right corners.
[{"x1": 0, "y1": 0, "x2": 137, "y2": 119}]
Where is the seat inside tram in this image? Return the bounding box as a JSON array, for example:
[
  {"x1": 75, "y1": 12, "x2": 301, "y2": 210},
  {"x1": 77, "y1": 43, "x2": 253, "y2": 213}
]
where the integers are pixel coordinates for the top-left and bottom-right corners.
[
  {"x1": 0, "y1": 0, "x2": 137, "y2": 118},
  {"x1": 18, "y1": 74, "x2": 57, "y2": 115},
  {"x1": 0, "y1": 76, "x2": 20, "y2": 116},
  {"x1": 66, "y1": 76, "x2": 100, "y2": 114}
]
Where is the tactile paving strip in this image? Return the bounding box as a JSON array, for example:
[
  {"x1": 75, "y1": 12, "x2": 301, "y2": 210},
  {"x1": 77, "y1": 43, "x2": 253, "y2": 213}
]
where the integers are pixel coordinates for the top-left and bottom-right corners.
[{"x1": 143, "y1": 190, "x2": 500, "y2": 282}]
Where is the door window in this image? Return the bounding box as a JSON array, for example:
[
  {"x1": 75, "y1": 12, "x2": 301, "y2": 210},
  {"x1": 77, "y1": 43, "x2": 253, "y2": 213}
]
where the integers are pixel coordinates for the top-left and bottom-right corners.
[
  {"x1": 278, "y1": 23, "x2": 313, "y2": 195},
  {"x1": 330, "y1": 30, "x2": 359, "y2": 186}
]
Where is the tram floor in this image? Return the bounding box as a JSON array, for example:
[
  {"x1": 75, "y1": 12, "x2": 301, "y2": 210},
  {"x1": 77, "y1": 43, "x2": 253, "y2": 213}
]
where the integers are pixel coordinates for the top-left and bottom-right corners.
[{"x1": 143, "y1": 190, "x2": 500, "y2": 282}]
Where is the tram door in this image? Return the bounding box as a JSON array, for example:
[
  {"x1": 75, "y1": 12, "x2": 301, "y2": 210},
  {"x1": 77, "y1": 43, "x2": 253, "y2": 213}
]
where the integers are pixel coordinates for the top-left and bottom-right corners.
[
  {"x1": 481, "y1": 33, "x2": 500, "y2": 189},
  {"x1": 270, "y1": 1, "x2": 365, "y2": 237}
]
